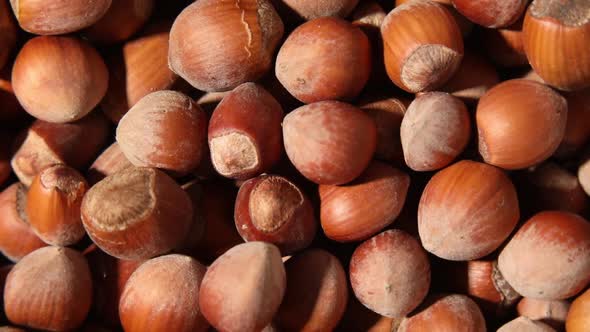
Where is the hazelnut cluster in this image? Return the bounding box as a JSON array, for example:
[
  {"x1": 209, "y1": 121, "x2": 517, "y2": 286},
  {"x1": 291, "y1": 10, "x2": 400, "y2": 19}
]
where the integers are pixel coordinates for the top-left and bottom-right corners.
[{"x1": 0, "y1": 0, "x2": 589, "y2": 331}]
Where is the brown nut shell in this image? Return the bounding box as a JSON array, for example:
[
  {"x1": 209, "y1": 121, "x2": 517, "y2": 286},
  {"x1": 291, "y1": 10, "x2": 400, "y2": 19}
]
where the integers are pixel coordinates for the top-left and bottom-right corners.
[
  {"x1": 84, "y1": 0, "x2": 154, "y2": 44},
  {"x1": 567, "y1": 289, "x2": 590, "y2": 332}
]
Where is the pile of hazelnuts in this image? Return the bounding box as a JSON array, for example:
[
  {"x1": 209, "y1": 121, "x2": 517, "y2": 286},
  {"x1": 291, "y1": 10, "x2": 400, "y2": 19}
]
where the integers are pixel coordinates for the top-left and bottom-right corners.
[{"x1": 0, "y1": 0, "x2": 589, "y2": 331}]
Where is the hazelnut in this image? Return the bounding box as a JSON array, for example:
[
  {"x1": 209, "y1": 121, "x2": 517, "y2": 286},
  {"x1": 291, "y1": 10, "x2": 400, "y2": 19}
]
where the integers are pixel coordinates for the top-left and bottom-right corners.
[
  {"x1": 278, "y1": 0, "x2": 359, "y2": 20},
  {"x1": 350, "y1": 230, "x2": 431, "y2": 318},
  {"x1": 319, "y1": 161, "x2": 410, "y2": 242},
  {"x1": 199, "y1": 242, "x2": 286, "y2": 332},
  {"x1": 275, "y1": 17, "x2": 371, "y2": 103},
  {"x1": 498, "y1": 316, "x2": 556, "y2": 332},
  {"x1": 555, "y1": 89, "x2": 590, "y2": 157},
  {"x1": 517, "y1": 297, "x2": 571, "y2": 330},
  {"x1": 381, "y1": 0, "x2": 464, "y2": 93},
  {"x1": 87, "y1": 142, "x2": 133, "y2": 185},
  {"x1": 0, "y1": 183, "x2": 46, "y2": 261},
  {"x1": 208, "y1": 83, "x2": 283, "y2": 179},
  {"x1": 567, "y1": 289, "x2": 590, "y2": 332},
  {"x1": 451, "y1": 0, "x2": 527, "y2": 28},
  {"x1": 397, "y1": 294, "x2": 486, "y2": 331},
  {"x1": 11, "y1": 113, "x2": 111, "y2": 186},
  {"x1": 9, "y1": 0, "x2": 111, "y2": 35},
  {"x1": 119, "y1": 254, "x2": 209, "y2": 332},
  {"x1": 498, "y1": 211, "x2": 590, "y2": 300},
  {"x1": 169, "y1": 0, "x2": 284, "y2": 92},
  {"x1": 116, "y1": 90, "x2": 207, "y2": 175},
  {"x1": 83, "y1": 0, "x2": 155, "y2": 44},
  {"x1": 522, "y1": 0, "x2": 590, "y2": 90},
  {"x1": 418, "y1": 160, "x2": 520, "y2": 260},
  {"x1": 400, "y1": 92, "x2": 470, "y2": 171},
  {"x1": 11, "y1": 36, "x2": 108, "y2": 123},
  {"x1": 81, "y1": 167, "x2": 193, "y2": 260},
  {"x1": 275, "y1": 249, "x2": 348, "y2": 331},
  {"x1": 26, "y1": 164, "x2": 88, "y2": 246},
  {"x1": 4, "y1": 246, "x2": 93, "y2": 331},
  {"x1": 282, "y1": 101, "x2": 377, "y2": 185},
  {"x1": 476, "y1": 79, "x2": 567, "y2": 169},
  {"x1": 395, "y1": 0, "x2": 474, "y2": 37},
  {"x1": 235, "y1": 174, "x2": 317, "y2": 255}
]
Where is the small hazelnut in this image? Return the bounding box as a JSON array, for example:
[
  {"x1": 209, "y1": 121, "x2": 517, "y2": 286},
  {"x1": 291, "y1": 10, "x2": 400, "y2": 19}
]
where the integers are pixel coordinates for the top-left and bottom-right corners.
[
  {"x1": 81, "y1": 167, "x2": 193, "y2": 260},
  {"x1": 116, "y1": 90, "x2": 207, "y2": 175},
  {"x1": 4, "y1": 246, "x2": 93, "y2": 331},
  {"x1": 26, "y1": 164, "x2": 88, "y2": 246},
  {"x1": 199, "y1": 242, "x2": 286, "y2": 332},
  {"x1": 350, "y1": 230, "x2": 431, "y2": 318},
  {"x1": 119, "y1": 254, "x2": 209, "y2": 332},
  {"x1": 11, "y1": 36, "x2": 109, "y2": 123},
  {"x1": 282, "y1": 100, "x2": 377, "y2": 185},
  {"x1": 208, "y1": 83, "x2": 283, "y2": 179}
]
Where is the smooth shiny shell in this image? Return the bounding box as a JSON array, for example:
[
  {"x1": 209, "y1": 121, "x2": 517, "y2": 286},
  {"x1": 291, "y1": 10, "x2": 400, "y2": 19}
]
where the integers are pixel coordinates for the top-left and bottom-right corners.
[
  {"x1": 169, "y1": 0, "x2": 284, "y2": 92},
  {"x1": 476, "y1": 79, "x2": 567, "y2": 169},
  {"x1": 381, "y1": 0, "x2": 463, "y2": 92},
  {"x1": 276, "y1": 249, "x2": 348, "y2": 331},
  {"x1": 418, "y1": 160, "x2": 520, "y2": 260},
  {"x1": 567, "y1": 289, "x2": 590, "y2": 332},
  {"x1": 11, "y1": 36, "x2": 108, "y2": 123},
  {"x1": 397, "y1": 294, "x2": 486, "y2": 332},
  {"x1": 199, "y1": 242, "x2": 286, "y2": 332},
  {"x1": 523, "y1": 0, "x2": 590, "y2": 91},
  {"x1": 498, "y1": 211, "x2": 590, "y2": 300},
  {"x1": 319, "y1": 161, "x2": 410, "y2": 242},
  {"x1": 116, "y1": 90, "x2": 207, "y2": 175},
  {"x1": 119, "y1": 254, "x2": 209, "y2": 332},
  {"x1": 275, "y1": 17, "x2": 371, "y2": 103},
  {"x1": 282, "y1": 101, "x2": 377, "y2": 185},
  {"x1": 349, "y1": 230, "x2": 431, "y2": 318},
  {"x1": 9, "y1": 0, "x2": 112, "y2": 35},
  {"x1": 4, "y1": 246, "x2": 92, "y2": 331}
]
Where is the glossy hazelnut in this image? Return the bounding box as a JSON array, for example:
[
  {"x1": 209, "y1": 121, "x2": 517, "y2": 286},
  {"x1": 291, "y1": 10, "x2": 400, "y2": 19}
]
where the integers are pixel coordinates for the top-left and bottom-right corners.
[
  {"x1": 12, "y1": 36, "x2": 108, "y2": 123},
  {"x1": 498, "y1": 211, "x2": 590, "y2": 300},
  {"x1": 567, "y1": 289, "x2": 590, "y2": 332},
  {"x1": 81, "y1": 167, "x2": 193, "y2": 260},
  {"x1": 26, "y1": 165, "x2": 88, "y2": 246},
  {"x1": 9, "y1": 0, "x2": 111, "y2": 35},
  {"x1": 498, "y1": 316, "x2": 556, "y2": 332},
  {"x1": 275, "y1": 17, "x2": 371, "y2": 103},
  {"x1": 517, "y1": 297, "x2": 570, "y2": 330},
  {"x1": 518, "y1": 162, "x2": 588, "y2": 215},
  {"x1": 116, "y1": 90, "x2": 207, "y2": 175},
  {"x1": 556, "y1": 89, "x2": 590, "y2": 157},
  {"x1": 397, "y1": 294, "x2": 486, "y2": 332},
  {"x1": 476, "y1": 79, "x2": 567, "y2": 169},
  {"x1": 350, "y1": 230, "x2": 431, "y2": 318},
  {"x1": 481, "y1": 21, "x2": 528, "y2": 67},
  {"x1": 441, "y1": 51, "x2": 500, "y2": 105},
  {"x1": 319, "y1": 161, "x2": 409, "y2": 242},
  {"x1": 11, "y1": 113, "x2": 111, "y2": 186},
  {"x1": 84, "y1": 0, "x2": 154, "y2": 44},
  {"x1": 235, "y1": 174, "x2": 316, "y2": 255},
  {"x1": 199, "y1": 242, "x2": 286, "y2": 332},
  {"x1": 282, "y1": 101, "x2": 377, "y2": 185},
  {"x1": 419, "y1": 160, "x2": 519, "y2": 260},
  {"x1": 275, "y1": 249, "x2": 348, "y2": 331},
  {"x1": 169, "y1": 0, "x2": 284, "y2": 92},
  {"x1": 101, "y1": 22, "x2": 187, "y2": 123},
  {"x1": 522, "y1": 0, "x2": 590, "y2": 91},
  {"x1": 120, "y1": 254, "x2": 209, "y2": 332},
  {"x1": 208, "y1": 83, "x2": 283, "y2": 179},
  {"x1": 87, "y1": 142, "x2": 133, "y2": 185},
  {"x1": 359, "y1": 96, "x2": 407, "y2": 166},
  {"x1": 279, "y1": 0, "x2": 359, "y2": 20},
  {"x1": 579, "y1": 159, "x2": 590, "y2": 197},
  {"x1": 396, "y1": 0, "x2": 473, "y2": 37},
  {"x1": 0, "y1": 183, "x2": 46, "y2": 261},
  {"x1": 451, "y1": 0, "x2": 527, "y2": 28},
  {"x1": 0, "y1": 0, "x2": 17, "y2": 70},
  {"x1": 401, "y1": 92, "x2": 470, "y2": 171},
  {"x1": 382, "y1": 0, "x2": 463, "y2": 93},
  {"x1": 4, "y1": 246, "x2": 92, "y2": 331}
]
